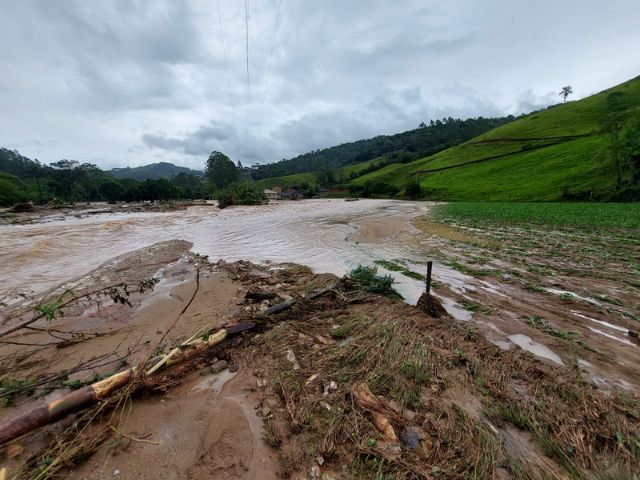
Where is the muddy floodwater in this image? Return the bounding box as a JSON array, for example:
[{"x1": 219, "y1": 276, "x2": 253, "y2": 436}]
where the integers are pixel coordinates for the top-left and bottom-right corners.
[
  {"x1": 0, "y1": 200, "x2": 429, "y2": 306},
  {"x1": 2, "y1": 199, "x2": 638, "y2": 392}
]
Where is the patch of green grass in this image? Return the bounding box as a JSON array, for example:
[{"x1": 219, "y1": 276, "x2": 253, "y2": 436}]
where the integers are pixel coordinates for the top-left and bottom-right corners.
[
  {"x1": 463, "y1": 302, "x2": 481, "y2": 312},
  {"x1": 488, "y1": 401, "x2": 534, "y2": 431},
  {"x1": 373, "y1": 259, "x2": 424, "y2": 281},
  {"x1": 435, "y1": 202, "x2": 640, "y2": 229},
  {"x1": 444, "y1": 261, "x2": 492, "y2": 278},
  {"x1": 525, "y1": 315, "x2": 576, "y2": 341},
  {"x1": 254, "y1": 172, "x2": 317, "y2": 190},
  {"x1": 346, "y1": 265, "x2": 401, "y2": 298},
  {"x1": 0, "y1": 377, "x2": 36, "y2": 406},
  {"x1": 595, "y1": 294, "x2": 624, "y2": 306}
]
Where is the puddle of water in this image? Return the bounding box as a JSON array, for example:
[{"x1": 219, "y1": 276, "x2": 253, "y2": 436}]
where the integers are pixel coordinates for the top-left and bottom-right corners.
[
  {"x1": 586, "y1": 326, "x2": 634, "y2": 346},
  {"x1": 493, "y1": 340, "x2": 512, "y2": 351},
  {"x1": 508, "y1": 334, "x2": 564, "y2": 365},
  {"x1": 478, "y1": 280, "x2": 508, "y2": 298},
  {"x1": 190, "y1": 369, "x2": 237, "y2": 394},
  {"x1": 570, "y1": 310, "x2": 627, "y2": 333},
  {"x1": 433, "y1": 293, "x2": 472, "y2": 321},
  {"x1": 546, "y1": 288, "x2": 601, "y2": 307}
]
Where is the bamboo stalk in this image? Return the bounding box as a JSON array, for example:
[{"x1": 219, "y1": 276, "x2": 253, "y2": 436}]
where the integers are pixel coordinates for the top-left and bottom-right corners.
[{"x1": 0, "y1": 326, "x2": 234, "y2": 446}]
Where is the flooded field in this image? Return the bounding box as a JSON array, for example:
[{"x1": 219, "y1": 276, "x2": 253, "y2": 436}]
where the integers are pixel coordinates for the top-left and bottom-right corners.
[
  {"x1": 1, "y1": 199, "x2": 638, "y2": 393},
  {"x1": 1, "y1": 199, "x2": 639, "y2": 479},
  {"x1": 0, "y1": 200, "x2": 428, "y2": 306}
]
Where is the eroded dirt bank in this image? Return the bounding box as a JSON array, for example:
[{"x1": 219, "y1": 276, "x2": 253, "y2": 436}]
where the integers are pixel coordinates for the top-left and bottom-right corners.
[{"x1": 0, "y1": 240, "x2": 638, "y2": 479}]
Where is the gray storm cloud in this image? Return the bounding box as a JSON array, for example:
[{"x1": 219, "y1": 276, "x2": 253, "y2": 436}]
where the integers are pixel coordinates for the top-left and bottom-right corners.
[{"x1": 1, "y1": 0, "x2": 639, "y2": 170}]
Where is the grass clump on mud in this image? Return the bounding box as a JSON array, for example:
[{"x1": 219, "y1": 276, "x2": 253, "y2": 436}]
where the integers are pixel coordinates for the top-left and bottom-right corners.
[
  {"x1": 347, "y1": 265, "x2": 401, "y2": 298},
  {"x1": 250, "y1": 270, "x2": 640, "y2": 479},
  {"x1": 374, "y1": 259, "x2": 424, "y2": 280}
]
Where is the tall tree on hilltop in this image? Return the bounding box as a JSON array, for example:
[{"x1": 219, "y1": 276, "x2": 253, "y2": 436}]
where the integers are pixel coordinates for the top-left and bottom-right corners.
[
  {"x1": 559, "y1": 85, "x2": 573, "y2": 103},
  {"x1": 205, "y1": 151, "x2": 239, "y2": 190}
]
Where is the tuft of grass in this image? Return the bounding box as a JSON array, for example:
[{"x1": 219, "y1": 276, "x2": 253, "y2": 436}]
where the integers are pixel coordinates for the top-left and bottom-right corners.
[
  {"x1": 374, "y1": 259, "x2": 425, "y2": 281},
  {"x1": 525, "y1": 315, "x2": 576, "y2": 341},
  {"x1": 263, "y1": 417, "x2": 281, "y2": 448},
  {"x1": 445, "y1": 261, "x2": 492, "y2": 278},
  {"x1": 346, "y1": 265, "x2": 401, "y2": 298}
]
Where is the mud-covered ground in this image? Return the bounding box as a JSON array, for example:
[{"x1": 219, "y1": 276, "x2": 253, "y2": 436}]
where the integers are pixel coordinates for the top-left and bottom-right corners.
[
  {"x1": 0, "y1": 201, "x2": 207, "y2": 226},
  {"x1": 0, "y1": 202, "x2": 639, "y2": 479},
  {"x1": 410, "y1": 215, "x2": 640, "y2": 392}
]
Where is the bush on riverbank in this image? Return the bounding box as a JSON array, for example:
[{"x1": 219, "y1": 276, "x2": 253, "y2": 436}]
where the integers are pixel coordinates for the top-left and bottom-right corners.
[{"x1": 217, "y1": 182, "x2": 267, "y2": 209}]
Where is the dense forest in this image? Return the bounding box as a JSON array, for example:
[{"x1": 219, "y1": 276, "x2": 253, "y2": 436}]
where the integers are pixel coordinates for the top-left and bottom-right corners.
[
  {"x1": 249, "y1": 116, "x2": 517, "y2": 179},
  {"x1": 0, "y1": 148, "x2": 206, "y2": 206}
]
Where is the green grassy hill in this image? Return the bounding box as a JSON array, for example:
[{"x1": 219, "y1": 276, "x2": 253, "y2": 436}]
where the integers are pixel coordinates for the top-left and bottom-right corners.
[
  {"x1": 351, "y1": 76, "x2": 640, "y2": 200},
  {"x1": 254, "y1": 172, "x2": 317, "y2": 190}
]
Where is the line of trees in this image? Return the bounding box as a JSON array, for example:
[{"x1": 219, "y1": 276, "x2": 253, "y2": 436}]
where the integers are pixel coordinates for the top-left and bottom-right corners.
[
  {"x1": 249, "y1": 115, "x2": 518, "y2": 180},
  {"x1": 205, "y1": 151, "x2": 265, "y2": 208},
  {"x1": 0, "y1": 148, "x2": 206, "y2": 206}
]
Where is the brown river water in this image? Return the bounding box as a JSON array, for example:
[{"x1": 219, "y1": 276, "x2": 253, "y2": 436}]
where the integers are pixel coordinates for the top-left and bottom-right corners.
[
  {"x1": 0, "y1": 199, "x2": 433, "y2": 308},
  {"x1": 1, "y1": 199, "x2": 636, "y2": 390}
]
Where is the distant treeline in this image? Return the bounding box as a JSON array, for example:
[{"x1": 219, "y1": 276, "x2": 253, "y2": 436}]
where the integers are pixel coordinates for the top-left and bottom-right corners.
[
  {"x1": 249, "y1": 116, "x2": 517, "y2": 179},
  {"x1": 0, "y1": 148, "x2": 206, "y2": 206}
]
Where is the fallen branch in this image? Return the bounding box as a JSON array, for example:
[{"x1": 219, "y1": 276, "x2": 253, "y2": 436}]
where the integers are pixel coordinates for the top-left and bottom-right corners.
[
  {"x1": 109, "y1": 425, "x2": 159, "y2": 445},
  {"x1": 263, "y1": 281, "x2": 341, "y2": 315},
  {"x1": 0, "y1": 321, "x2": 254, "y2": 446}
]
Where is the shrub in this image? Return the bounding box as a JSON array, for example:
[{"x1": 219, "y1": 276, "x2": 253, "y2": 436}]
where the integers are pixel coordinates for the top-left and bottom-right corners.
[
  {"x1": 217, "y1": 182, "x2": 266, "y2": 209},
  {"x1": 404, "y1": 180, "x2": 423, "y2": 199}
]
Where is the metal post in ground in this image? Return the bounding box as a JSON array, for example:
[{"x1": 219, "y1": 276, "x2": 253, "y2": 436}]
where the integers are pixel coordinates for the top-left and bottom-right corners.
[{"x1": 426, "y1": 261, "x2": 433, "y2": 293}]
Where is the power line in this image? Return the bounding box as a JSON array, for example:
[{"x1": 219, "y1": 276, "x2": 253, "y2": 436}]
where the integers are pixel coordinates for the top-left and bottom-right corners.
[
  {"x1": 252, "y1": 0, "x2": 283, "y2": 165},
  {"x1": 216, "y1": 0, "x2": 240, "y2": 155},
  {"x1": 244, "y1": 0, "x2": 251, "y2": 165}
]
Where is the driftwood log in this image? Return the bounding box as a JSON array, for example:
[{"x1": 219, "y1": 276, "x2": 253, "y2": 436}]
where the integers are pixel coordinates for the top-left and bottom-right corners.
[
  {"x1": 263, "y1": 281, "x2": 340, "y2": 315},
  {"x1": 0, "y1": 322, "x2": 254, "y2": 446}
]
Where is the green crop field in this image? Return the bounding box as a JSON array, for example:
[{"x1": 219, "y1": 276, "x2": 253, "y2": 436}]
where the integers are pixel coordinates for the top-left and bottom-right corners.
[
  {"x1": 351, "y1": 76, "x2": 640, "y2": 200},
  {"x1": 434, "y1": 202, "x2": 640, "y2": 229},
  {"x1": 254, "y1": 172, "x2": 317, "y2": 190}
]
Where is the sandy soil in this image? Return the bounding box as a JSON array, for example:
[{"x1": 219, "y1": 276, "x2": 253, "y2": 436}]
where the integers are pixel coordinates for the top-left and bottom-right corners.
[{"x1": 72, "y1": 370, "x2": 280, "y2": 480}]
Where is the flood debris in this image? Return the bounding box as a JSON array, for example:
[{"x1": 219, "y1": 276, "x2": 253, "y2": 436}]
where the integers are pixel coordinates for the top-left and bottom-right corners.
[
  {"x1": 416, "y1": 292, "x2": 449, "y2": 318},
  {"x1": 1, "y1": 248, "x2": 638, "y2": 479}
]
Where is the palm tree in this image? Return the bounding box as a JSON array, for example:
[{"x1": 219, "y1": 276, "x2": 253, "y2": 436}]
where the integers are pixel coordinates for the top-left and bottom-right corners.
[{"x1": 559, "y1": 86, "x2": 573, "y2": 103}]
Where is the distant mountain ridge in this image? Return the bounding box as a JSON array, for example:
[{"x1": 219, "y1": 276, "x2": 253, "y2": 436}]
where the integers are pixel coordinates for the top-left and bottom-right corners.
[{"x1": 108, "y1": 162, "x2": 203, "y2": 181}]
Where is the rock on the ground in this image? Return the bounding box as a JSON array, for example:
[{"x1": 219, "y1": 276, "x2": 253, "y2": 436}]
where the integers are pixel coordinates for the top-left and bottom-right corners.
[{"x1": 210, "y1": 360, "x2": 228, "y2": 373}]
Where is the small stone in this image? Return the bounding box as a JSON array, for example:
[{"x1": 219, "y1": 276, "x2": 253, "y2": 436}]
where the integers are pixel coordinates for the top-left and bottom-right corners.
[
  {"x1": 113, "y1": 469, "x2": 121, "y2": 476},
  {"x1": 309, "y1": 465, "x2": 321, "y2": 480},
  {"x1": 400, "y1": 426, "x2": 425, "y2": 450},
  {"x1": 261, "y1": 405, "x2": 272, "y2": 417},
  {"x1": 210, "y1": 360, "x2": 228, "y2": 373},
  {"x1": 229, "y1": 363, "x2": 239, "y2": 373},
  {"x1": 285, "y1": 349, "x2": 301, "y2": 370},
  {"x1": 323, "y1": 380, "x2": 338, "y2": 395},
  {"x1": 256, "y1": 378, "x2": 267, "y2": 387},
  {"x1": 315, "y1": 454, "x2": 325, "y2": 466}
]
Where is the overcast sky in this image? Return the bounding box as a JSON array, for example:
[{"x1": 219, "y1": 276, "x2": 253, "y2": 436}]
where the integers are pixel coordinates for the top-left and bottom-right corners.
[{"x1": 1, "y1": 1, "x2": 639, "y2": 170}]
